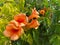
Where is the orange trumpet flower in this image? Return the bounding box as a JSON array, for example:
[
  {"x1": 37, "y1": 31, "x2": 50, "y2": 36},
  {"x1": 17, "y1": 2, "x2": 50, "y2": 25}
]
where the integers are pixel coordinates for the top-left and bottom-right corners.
[
  {"x1": 14, "y1": 13, "x2": 28, "y2": 26},
  {"x1": 26, "y1": 19, "x2": 40, "y2": 29},
  {"x1": 3, "y1": 20, "x2": 24, "y2": 41},
  {"x1": 28, "y1": 8, "x2": 39, "y2": 20},
  {"x1": 40, "y1": 10, "x2": 45, "y2": 16}
]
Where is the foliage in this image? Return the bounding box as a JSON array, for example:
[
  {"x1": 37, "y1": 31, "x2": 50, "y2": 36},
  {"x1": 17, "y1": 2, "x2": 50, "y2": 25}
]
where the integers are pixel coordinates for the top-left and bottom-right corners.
[{"x1": 0, "y1": 0, "x2": 60, "y2": 45}]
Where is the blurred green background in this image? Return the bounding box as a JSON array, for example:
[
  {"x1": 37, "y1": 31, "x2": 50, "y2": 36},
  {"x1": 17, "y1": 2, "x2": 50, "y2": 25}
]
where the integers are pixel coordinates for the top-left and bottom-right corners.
[{"x1": 0, "y1": 0, "x2": 60, "y2": 45}]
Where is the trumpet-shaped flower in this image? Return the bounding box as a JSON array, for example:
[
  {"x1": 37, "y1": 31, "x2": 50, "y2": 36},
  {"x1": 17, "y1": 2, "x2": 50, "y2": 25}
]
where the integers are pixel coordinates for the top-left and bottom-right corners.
[
  {"x1": 26, "y1": 19, "x2": 40, "y2": 29},
  {"x1": 28, "y1": 8, "x2": 39, "y2": 20},
  {"x1": 3, "y1": 20, "x2": 24, "y2": 41},
  {"x1": 40, "y1": 10, "x2": 45, "y2": 15},
  {"x1": 14, "y1": 13, "x2": 28, "y2": 26}
]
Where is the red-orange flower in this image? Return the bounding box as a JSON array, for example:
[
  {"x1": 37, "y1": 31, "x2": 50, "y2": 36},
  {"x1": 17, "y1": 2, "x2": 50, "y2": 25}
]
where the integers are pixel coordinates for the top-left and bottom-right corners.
[
  {"x1": 28, "y1": 8, "x2": 39, "y2": 20},
  {"x1": 3, "y1": 20, "x2": 24, "y2": 41},
  {"x1": 26, "y1": 19, "x2": 40, "y2": 29},
  {"x1": 40, "y1": 10, "x2": 45, "y2": 16},
  {"x1": 14, "y1": 13, "x2": 28, "y2": 26}
]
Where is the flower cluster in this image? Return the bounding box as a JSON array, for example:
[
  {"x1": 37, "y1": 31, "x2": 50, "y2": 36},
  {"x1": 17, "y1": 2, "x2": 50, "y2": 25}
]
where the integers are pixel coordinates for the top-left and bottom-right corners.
[{"x1": 3, "y1": 8, "x2": 45, "y2": 41}]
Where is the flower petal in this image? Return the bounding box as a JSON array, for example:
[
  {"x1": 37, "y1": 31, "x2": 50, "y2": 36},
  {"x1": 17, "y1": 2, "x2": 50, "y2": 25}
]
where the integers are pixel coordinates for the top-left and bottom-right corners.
[
  {"x1": 20, "y1": 23, "x2": 25, "y2": 26},
  {"x1": 9, "y1": 20, "x2": 19, "y2": 27},
  {"x1": 17, "y1": 27, "x2": 24, "y2": 36},
  {"x1": 6, "y1": 24, "x2": 13, "y2": 30},
  {"x1": 10, "y1": 34, "x2": 19, "y2": 41},
  {"x1": 3, "y1": 30, "x2": 11, "y2": 37}
]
